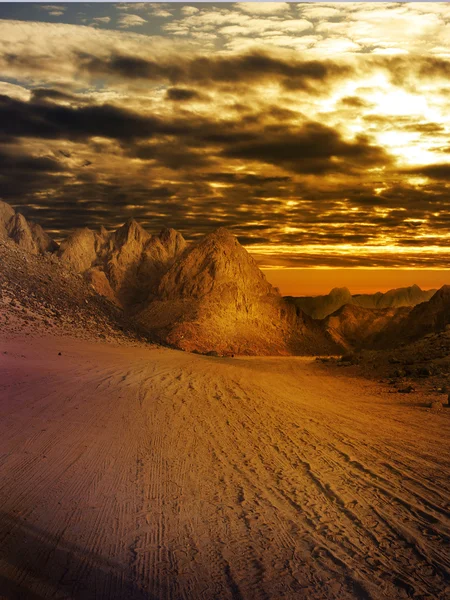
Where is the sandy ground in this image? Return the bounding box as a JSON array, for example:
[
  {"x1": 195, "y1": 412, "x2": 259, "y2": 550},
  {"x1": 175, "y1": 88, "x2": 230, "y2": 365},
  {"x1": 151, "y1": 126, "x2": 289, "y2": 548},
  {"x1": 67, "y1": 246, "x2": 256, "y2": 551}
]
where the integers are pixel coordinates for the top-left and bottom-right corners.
[{"x1": 0, "y1": 336, "x2": 449, "y2": 600}]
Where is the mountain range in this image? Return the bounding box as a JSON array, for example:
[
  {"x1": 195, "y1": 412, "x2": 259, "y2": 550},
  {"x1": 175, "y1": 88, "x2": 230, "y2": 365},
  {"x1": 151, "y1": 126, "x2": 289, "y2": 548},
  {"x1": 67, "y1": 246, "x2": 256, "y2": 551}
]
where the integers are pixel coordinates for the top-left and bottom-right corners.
[
  {"x1": 286, "y1": 285, "x2": 437, "y2": 319},
  {"x1": 1, "y1": 199, "x2": 449, "y2": 356}
]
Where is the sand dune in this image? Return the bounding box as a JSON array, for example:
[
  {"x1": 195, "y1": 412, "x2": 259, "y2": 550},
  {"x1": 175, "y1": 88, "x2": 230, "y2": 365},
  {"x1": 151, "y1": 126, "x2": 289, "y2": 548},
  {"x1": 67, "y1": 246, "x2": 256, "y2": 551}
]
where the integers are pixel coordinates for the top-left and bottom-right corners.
[{"x1": 0, "y1": 336, "x2": 449, "y2": 599}]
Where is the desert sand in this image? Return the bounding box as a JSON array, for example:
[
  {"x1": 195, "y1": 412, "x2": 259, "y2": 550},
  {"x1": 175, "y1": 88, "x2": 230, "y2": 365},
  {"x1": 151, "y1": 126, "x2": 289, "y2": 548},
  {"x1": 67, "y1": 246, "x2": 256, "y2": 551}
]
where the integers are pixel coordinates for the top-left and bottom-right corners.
[{"x1": 0, "y1": 335, "x2": 449, "y2": 600}]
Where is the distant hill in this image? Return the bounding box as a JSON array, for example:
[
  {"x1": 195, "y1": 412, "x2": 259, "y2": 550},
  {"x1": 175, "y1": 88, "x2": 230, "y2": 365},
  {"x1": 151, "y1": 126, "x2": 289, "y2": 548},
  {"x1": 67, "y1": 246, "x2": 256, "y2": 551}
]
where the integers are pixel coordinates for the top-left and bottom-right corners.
[{"x1": 286, "y1": 284, "x2": 437, "y2": 319}]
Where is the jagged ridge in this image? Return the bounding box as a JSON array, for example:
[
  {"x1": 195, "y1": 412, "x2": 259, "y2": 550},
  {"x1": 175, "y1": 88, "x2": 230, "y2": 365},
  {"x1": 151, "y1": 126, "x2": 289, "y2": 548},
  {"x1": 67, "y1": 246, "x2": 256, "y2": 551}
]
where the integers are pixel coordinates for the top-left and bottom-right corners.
[
  {"x1": 58, "y1": 218, "x2": 186, "y2": 306},
  {"x1": 0, "y1": 200, "x2": 57, "y2": 255}
]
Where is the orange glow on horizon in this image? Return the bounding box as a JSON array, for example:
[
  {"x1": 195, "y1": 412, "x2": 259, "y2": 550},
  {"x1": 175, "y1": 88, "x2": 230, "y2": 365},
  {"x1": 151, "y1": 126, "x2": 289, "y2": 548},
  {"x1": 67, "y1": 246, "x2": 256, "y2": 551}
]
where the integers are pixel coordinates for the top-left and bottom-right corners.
[{"x1": 263, "y1": 268, "x2": 450, "y2": 297}]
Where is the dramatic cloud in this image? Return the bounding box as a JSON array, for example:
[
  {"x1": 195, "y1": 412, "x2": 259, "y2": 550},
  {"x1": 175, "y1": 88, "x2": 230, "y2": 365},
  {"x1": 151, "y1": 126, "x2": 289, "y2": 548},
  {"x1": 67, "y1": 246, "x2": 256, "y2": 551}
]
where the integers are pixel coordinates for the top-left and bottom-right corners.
[
  {"x1": 92, "y1": 17, "x2": 111, "y2": 25},
  {"x1": 404, "y1": 164, "x2": 450, "y2": 180},
  {"x1": 222, "y1": 122, "x2": 390, "y2": 174},
  {"x1": 76, "y1": 50, "x2": 351, "y2": 92},
  {"x1": 0, "y1": 2, "x2": 450, "y2": 271}
]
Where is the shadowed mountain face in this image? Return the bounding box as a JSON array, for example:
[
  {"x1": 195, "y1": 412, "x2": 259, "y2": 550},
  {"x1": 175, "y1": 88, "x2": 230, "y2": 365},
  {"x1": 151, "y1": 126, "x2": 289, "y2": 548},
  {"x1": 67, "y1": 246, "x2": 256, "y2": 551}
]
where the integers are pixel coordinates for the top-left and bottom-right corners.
[
  {"x1": 58, "y1": 219, "x2": 186, "y2": 306},
  {"x1": 371, "y1": 285, "x2": 450, "y2": 349},
  {"x1": 322, "y1": 304, "x2": 412, "y2": 352},
  {"x1": 0, "y1": 200, "x2": 58, "y2": 255},
  {"x1": 286, "y1": 285, "x2": 437, "y2": 319}
]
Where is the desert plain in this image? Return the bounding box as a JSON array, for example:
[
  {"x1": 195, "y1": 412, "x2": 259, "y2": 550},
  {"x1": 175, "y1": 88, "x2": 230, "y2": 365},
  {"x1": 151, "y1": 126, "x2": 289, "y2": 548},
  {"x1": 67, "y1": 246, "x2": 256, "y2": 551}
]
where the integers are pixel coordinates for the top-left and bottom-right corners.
[{"x1": 1, "y1": 329, "x2": 449, "y2": 600}]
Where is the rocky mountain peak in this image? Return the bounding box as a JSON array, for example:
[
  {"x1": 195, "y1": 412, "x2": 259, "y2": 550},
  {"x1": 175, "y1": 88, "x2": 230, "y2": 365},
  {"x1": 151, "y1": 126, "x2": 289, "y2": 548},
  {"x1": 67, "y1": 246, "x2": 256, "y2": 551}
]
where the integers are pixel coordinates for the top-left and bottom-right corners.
[
  {"x1": 330, "y1": 286, "x2": 352, "y2": 297},
  {"x1": 135, "y1": 227, "x2": 338, "y2": 355},
  {"x1": 99, "y1": 225, "x2": 110, "y2": 239},
  {"x1": 0, "y1": 201, "x2": 57, "y2": 254},
  {"x1": 426, "y1": 284, "x2": 450, "y2": 303},
  {"x1": 114, "y1": 218, "x2": 150, "y2": 247},
  {"x1": 158, "y1": 227, "x2": 186, "y2": 254},
  {"x1": 158, "y1": 227, "x2": 274, "y2": 302},
  {"x1": 58, "y1": 227, "x2": 98, "y2": 272},
  {"x1": 0, "y1": 200, "x2": 15, "y2": 233},
  {"x1": 57, "y1": 215, "x2": 187, "y2": 307}
]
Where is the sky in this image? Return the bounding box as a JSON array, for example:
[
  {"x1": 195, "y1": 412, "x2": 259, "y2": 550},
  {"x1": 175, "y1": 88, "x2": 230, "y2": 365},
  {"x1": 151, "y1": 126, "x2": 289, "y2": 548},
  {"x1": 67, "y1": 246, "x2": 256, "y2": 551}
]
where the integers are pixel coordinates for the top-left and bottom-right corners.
[{"x1": 1, "y1": 2, "x2": 450, "y2": 295}]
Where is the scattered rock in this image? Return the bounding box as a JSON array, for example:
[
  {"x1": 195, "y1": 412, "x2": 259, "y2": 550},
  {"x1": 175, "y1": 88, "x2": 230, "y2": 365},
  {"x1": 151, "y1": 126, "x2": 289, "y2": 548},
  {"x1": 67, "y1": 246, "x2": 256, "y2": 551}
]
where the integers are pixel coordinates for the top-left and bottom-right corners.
[
  {"x1": 392, "y1": 368, "x2": 405, "y2": 378},
  {"x1": 388, "y1": 356, "x2": 401, "y2": 364},
  {"x1": 398, "y1": 385, "x2": 415, "y2": 394},
  {"x1": 0, "y1": 235, "x2": 146, "y2": 346},
  {"x1": 417, "y1": 366, "x2": 432, "y2": 378},
  {"x1": 337, "y1": 353, "x2": 359, "y2": 366},
  {"x1": 430, "y1": 401, "x2": 444, "y2": 410}
]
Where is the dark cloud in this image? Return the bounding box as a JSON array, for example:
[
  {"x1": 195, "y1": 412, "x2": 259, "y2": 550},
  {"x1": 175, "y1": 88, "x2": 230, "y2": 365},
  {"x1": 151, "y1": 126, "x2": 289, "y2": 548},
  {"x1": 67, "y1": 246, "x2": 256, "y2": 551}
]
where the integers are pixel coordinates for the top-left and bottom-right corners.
[
  {"x1": 31, "y1": 88, "x2": 79, "y2": 104},
  {"x1": 77, "y1": 51, "x2": 351, "y2": 91},
  {"x1": 339, "y1": 96, "x2": 372, "y2": 108},
  {"x1": 0, "y1": 148, "x2": 62, "y2": 173},
  {"x1": 0, "y1": 94, "x2": 190, "y2": 141},
  {"x1": 166, "y1": 87, "x2": 202, "y2": 101},
  {"x1": 201, "y1": 173, "x2": 291, "y2": 186},
  {"x1": 403, "y1": 163, "x2": 450, "y2": 180},
  {"x1": 0, "y1": 147, "x2": 68, "y2": 204},
  {"x1": 431, "y1": 145, "x2": 450, "y2": 153},
  {"x1": 222, "y1": 122, "x2": 391, "y2": 174},
  {"x1": 376, "y1": 55, "x2": 450, "y2": 89},
  {"x1": 416, "y1": 57, "x2": 450, "y2": 80},
  {"x1": 0, "y1": 78, "x2": 445, "y2": 269},
  {"x1": 254, "y1": 251, "x2": 450, "y2": 269},
  {"x1": 129, "y1": 142, "x2": 215, "y2": 169},
  {"x1": 402, "y1": 122, "x2": 445, "y2": 134}
]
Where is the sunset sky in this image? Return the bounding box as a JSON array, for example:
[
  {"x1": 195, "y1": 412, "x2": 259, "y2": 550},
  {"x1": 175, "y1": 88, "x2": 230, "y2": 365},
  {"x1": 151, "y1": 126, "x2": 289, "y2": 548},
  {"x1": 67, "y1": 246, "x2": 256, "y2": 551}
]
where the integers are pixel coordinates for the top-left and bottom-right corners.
[{"x1": 1, "y1": 2, "x2": 450, "y2": 294}]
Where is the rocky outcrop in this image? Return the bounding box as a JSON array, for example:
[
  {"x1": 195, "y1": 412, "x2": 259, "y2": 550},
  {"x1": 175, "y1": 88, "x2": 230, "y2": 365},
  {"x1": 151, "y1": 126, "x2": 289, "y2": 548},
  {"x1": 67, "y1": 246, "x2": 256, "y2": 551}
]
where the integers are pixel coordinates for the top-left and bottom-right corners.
[
  {"x1": 0, "y1": 200, "x2": 57, "y2": 254},
  {"x1": 83, "y1": 268, "x2": 119, "y2": 306},
  {"x1": 57, "y1": 227, "x2": 101, "y2": 272},
  {"x1": 135, "y1": 228, "x2": 339, "y2": 355},
  {"x1": 3, "y1": 198, "x2": 448, "y2": 357},
  {"x1": 372, "y1": 285, "x2": 450, "y2": 348},
  {"x1": 0, "y1": 238, "x2": 144, "y2": 343},
  {"x1": 58, "y1": 218, "x2": 186, "y2": 306},
  {"x1": 354, "y1": 284, "x2": 436, "y2": 310},
  {"x1": 322, "y1": 303, "x2": 411, "y2": 351},
  {"x1": 0, "y1": 200, "x2": 15, "y2": 239}
]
